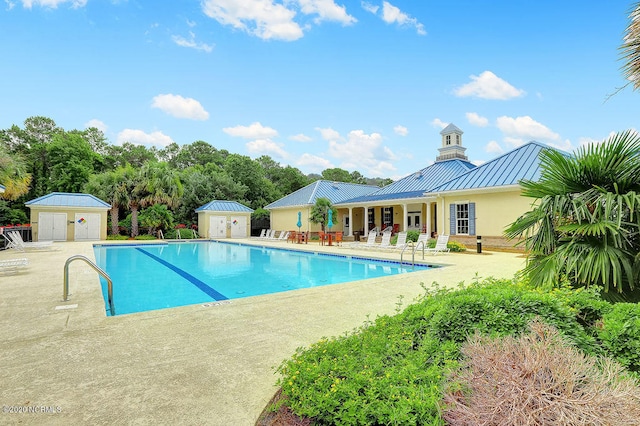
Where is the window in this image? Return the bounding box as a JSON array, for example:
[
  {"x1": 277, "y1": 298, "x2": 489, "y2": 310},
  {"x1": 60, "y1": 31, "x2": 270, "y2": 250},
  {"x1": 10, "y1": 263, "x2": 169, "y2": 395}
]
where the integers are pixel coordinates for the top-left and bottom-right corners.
[
  {"x1": 456, "y1": 203, "x2": 469, "y2": 234},
  {"x1": 414, "y1": 216, "x2": 420, "y2": 226},
  {"x1": 383, "y1": 207, "x2": 392, "y2": 227},
  {"x1": 368, "y1": 208, "x2": 374, "y2": 228},
  {"x1": 456, "y1": 134, "x2": 460, "y2": 145},
  {"x1": 446, "y1": 135, "x2": 451, "y2": 145},
  {"x1": 407, "y1": 216, "x2": 412, "y2": 227}
]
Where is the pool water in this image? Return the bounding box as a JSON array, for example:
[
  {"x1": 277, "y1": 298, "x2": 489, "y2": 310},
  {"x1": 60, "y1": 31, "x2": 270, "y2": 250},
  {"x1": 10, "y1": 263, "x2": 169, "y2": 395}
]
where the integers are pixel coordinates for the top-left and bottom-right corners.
[{"x1": 93, "y1": 241, "x2": 434, "y2": 316}]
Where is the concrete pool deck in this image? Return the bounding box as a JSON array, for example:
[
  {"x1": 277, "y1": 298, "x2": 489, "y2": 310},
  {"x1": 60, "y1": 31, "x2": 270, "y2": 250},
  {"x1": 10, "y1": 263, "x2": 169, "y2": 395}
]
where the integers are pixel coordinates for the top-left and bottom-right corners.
[{"x1": 0, "y1": 239, "x2": 525, "y2": 425}]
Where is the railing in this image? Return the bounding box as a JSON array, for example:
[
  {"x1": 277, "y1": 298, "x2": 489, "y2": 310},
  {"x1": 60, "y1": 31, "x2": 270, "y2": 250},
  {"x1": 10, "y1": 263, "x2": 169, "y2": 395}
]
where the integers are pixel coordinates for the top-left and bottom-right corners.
[
  {"x1": 157, "y1": 229, "x2": 164, "y2": 239},
  {"x1": 400, "y1": 240, "x2": 426, "y2": 267},
  {"x1": 63, "y1": 255, "x2": 115, "y2": 316}
]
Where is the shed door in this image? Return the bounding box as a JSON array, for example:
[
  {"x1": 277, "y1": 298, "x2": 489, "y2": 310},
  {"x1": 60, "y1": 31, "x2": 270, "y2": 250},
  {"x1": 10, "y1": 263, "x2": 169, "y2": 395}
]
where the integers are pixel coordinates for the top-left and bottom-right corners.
[
  {"x1": 209, "y1": 216, "x2": 227, "y2": 239},
  {"x1": 38, "y1": 212, "x2": 67, "y2": 241},
  {"x1": 74, "y1": 213, "x2": 101, "y2": 241},
  {"x1": 230, "y1": 216, "x2": 247, "y2": 238}
]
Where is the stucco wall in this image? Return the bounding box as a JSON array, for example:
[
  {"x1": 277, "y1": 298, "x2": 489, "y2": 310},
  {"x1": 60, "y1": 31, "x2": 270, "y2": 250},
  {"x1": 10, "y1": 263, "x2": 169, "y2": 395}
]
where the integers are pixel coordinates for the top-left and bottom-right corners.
[
  {"x1": 197, "y1": 212, "x2": 252, "y2": 238},
  {"x1": 269, "y1": 207, "x2": 346, "y2": 233},
  {"x1": 438, "y1": 190, "x2": 532, "y2": 237},
  {"x1": 29, "y1": 207, "x2": 108, "y2": 241}
]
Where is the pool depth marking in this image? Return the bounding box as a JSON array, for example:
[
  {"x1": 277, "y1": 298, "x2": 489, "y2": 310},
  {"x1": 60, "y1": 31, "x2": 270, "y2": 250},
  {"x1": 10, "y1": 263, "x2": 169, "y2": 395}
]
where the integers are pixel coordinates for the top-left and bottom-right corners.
[{"x1": 134, "y1": 247, "x2": 229, "y2": 301}]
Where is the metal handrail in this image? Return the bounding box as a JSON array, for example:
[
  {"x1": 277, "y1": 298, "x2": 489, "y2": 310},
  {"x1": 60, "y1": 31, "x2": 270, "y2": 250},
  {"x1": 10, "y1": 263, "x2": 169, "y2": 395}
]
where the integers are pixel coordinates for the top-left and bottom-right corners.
[
  {"x1": 63, "y1": 255, "x2": 115, "y2": 316},
  {"x1": 400, "y1": 240, "x2": 426, "y2": 267}
]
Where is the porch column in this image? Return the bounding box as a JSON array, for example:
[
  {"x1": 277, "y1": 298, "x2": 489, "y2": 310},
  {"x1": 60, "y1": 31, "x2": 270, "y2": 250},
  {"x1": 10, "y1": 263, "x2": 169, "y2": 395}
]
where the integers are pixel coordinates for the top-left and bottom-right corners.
[
  {"x1": 402, "y1": 203, "x2": 408, "y2": 232},
  {"x1": 348, "y1": 207, "x2": 353, "y2": 237},
  {"x1": 363, "y1": 206, "x2": 369, "y2": 237},
  {"x1": 426, "y1": 201, "x2": 431, "y2": 236}
]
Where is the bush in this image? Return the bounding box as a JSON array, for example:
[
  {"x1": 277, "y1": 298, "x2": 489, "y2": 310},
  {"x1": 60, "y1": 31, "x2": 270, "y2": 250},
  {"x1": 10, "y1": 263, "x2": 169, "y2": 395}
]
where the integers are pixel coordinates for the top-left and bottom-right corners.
[
  {"x1": 447, "y1": 240, "x2": 466, "y2": 252},
  {"x1": 106, "y1": 234, "x2": 129, "y2": 240},
  {"x1": 406, "y1": 230, "x2": 420, "y2": 242},
  {"x1": 442, "y1": 321, "x2": 640, "y2": 425},
  {"x1": 134, "y1": 234, "x2": 156, "y2": 240},
  {"x1": 598, "y1": 303, "x2": 640, "y2": 373},
  {"x1": 164, "y1": 228, "x2": 198, "y2": 239},
  {"x1": 275, "y1": 279, "x2": 620, "y2": 424}
]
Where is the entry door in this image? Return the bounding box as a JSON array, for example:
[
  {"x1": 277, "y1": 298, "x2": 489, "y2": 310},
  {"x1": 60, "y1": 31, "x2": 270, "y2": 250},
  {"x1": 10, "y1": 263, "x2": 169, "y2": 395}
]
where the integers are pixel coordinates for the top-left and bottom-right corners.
[
  {"x1": 74, "y1": 213, "x2": 101, "y2": 241},
  {"x1": 230, "y1": 216, "x2": 247, "y2": 238},
  {"x1": 209, "y1": 216, "x2": 227, "y2": 239},
  {"x1": 38, "y1": 212, "x2": 67, "y2": 241},
  {"x1": 408, "y1": 213, "x2": 420, "y2": 230},
  {"x1": 343, "y1": 216, "x2": 350, "y2": 235}
]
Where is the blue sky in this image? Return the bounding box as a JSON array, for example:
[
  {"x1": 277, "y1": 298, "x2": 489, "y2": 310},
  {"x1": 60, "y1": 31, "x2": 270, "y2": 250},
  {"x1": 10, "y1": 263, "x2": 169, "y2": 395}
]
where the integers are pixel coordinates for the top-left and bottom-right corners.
[{"x1": 1, "y1": 1, "x2": 637, "y2": 179}]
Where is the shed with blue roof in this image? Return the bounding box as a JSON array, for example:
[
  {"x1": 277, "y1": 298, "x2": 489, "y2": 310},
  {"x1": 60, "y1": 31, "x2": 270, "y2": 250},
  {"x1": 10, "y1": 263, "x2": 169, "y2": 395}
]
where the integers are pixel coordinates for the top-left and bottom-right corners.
[
  {"x1": 25, "y1": 192, "x2": 110, "y2": 241},
  {"x1": 196, "y1": 200, "x2": 254, "y2": 239}
]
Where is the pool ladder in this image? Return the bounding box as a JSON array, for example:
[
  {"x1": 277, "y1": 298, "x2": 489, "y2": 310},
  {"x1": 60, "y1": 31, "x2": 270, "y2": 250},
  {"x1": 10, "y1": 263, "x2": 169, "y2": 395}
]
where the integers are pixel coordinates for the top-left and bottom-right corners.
[
  {"x1": 400, "y1": 240, "x2": 426, "y2": 267},
  {"x1": 63, "y1": 255, "x2": 115, "y2": 316}
]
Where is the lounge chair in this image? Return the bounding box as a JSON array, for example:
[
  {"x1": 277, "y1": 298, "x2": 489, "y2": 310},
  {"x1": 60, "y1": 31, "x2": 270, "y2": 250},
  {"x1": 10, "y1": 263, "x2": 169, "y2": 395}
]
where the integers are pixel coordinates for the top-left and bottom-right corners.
[
  {"x1": 425, "y1": 235, "x2": 450, "y2": 255},
  {"x1": 391, "y1": 231, "x2": 408, "y2": 250},
  {"x1": 276, "y1": 231, "x2": 290, "y2": 241},
  {"x1": 6, "y1": 231, "x2": 55, "y2": 251},
  {"x1": 0, "y1": 258, "x2": 29, "y2": 275},
  {"x1": 360, "y1": 231, "x2": 391, "y2": 250},
  {"x1": 349, "y1": 230, "x2": 377, "y2": 247},
  {"x1": 254, "y1": 229, "x2": 266, "y2": 239}
]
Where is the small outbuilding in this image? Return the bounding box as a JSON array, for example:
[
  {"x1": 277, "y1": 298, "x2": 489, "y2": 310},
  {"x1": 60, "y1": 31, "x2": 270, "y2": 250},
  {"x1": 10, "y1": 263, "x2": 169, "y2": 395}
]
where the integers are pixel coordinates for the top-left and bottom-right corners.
[
  {"x1": 196, "y1": 200, "x2": 254, "y2": 239},
  {"x1": 25, "y1": 192, "x2": 110, "y2": 242}
]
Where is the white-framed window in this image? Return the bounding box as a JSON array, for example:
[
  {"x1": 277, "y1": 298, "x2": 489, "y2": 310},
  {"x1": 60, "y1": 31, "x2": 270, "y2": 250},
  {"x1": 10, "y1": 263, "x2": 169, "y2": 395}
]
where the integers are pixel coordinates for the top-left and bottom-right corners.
[
  {"x1": 446, "y1": 135, "x2": 451, "y2": 145},
  {"x1": 383, "y1": 207, "x2": 392, "y2": 227},
  {"x1": 456, "y1": 203, "x2": 469, "y2": 234},
  {"x1": 368, "y1": 208, "x2": 374, "y2": 229},
  {"x1": 456, "y1": 134, "x2": 460, "y2": 145}
]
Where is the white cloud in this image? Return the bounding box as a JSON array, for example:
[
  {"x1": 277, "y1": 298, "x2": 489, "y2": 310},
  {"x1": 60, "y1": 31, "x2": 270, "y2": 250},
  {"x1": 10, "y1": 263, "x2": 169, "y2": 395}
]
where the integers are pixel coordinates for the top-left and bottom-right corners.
[
  {"x1": 223, "y1": 121, "x2": 278, "y2": 139},
  {"x1": 20, "y1": 0, "x2": 86, "y2": 8},
  {"x1": 297, "y1": 153, "x2": 333, "y2": 172},
  {"x1": 547, "y1": 139, "x2": 574, "y2": 152},
  {"x1": 496, "y1": 116, "x2": 560, "y2": 145},
  {"x1": 172, "y1": 32, "x2": 214, "y2": 53},
  {"x1": 298, "y1": 0, "x2": 356, "y2": 25},
  {"x1": 117, "y1": 129, "x2": 174, "y2": 148},
  {"x1": 466, "y1": 112, "x2": 489, "y2": 127},
  {"x1": 454, "y1": 71, "x2": 525, "y2": 100},
  {"x1": 246, "y1": 138, "x2": 289, "y2": 158},
  {"x1": 201, "y1": 0, "x2": 304, "y2": 41},
  {"x1": 151, "y1": 94, "x2": 209, "y2": 120},
  {"x1": 289, "y1": 133, "x2": 312, "y2": 142},
  {"x1": 393, "y1": 125, "x2": 408, "y2": 136},
  {"x1": 316, "y1": 127, "x2": 342, "y2": 141},
  {"x1": 84, "y1": 119, "x2": 107, "y2": 133},
  {"x1": 360, "y1": 1, "x2": 378, "y2": 14},
  {"x1": 5, "y1": 1, "x2": 16, "y2": 10},
  {"x1": 380, "y1": 1, "x2": 425, "y2": 35},
  {"x1": 327, "y1": 129, "x2": 397, "y2": 177},
  {"x1": 431, "y1": 118, "x2": 448, "y2": 129},
  {"x1": 484, "y1": 140, "x2": 503, "y2": 154}
]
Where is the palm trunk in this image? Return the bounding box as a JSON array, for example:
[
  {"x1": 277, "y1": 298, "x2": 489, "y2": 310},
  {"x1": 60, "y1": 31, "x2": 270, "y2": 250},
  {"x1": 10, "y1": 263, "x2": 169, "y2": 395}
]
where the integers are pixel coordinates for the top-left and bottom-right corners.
[
  {"x1": 110, "y1": 206, "x2": 119, "y2": 236},
  {"x1": 131, "y1": 205, "x2": 139, "y2": 237}
]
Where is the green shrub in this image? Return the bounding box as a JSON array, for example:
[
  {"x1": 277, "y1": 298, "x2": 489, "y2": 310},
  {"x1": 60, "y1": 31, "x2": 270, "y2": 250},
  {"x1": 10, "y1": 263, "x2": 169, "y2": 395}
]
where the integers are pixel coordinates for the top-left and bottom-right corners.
[
  {"x1": 598, "y1": 303, "x2": 640, "y2": 373},
  {"x1": 164, "y1": 228, "x2": 197, "y2": 239},
  {"x1": 447, "y1": 241, "x2": 467, "y2": 252},
  {"x1": 134, "y1": 234, "x2": 156, "y2": 240},
  {"x1": 276, "y1": 280, "x2": 616, "y2": 424},
  {"x1": 106, "y1": 234, "x2": 129, "y2": 240},
  {"x1": 406, "y1": 230, "x2": 420, "y2": 242}
]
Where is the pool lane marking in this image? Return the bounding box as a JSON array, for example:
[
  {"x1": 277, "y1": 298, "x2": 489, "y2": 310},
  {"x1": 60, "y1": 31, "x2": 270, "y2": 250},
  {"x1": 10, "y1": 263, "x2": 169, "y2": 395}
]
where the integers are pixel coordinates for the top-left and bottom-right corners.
[{"x1": 135, "y1": 247, "x2": 228, "y2": 301}]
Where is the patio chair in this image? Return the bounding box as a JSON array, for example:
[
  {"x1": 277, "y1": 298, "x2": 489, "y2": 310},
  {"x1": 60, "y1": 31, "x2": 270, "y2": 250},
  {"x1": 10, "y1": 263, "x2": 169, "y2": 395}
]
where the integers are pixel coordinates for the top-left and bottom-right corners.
[
  {"x1": 287, "y1": 231, "x2": 297, "y2": 243},
  {"x1": 0, "y1": 258, "x2": 29, "y2": 275},
  {"x1": 425, "y1": 235, "x2": 450, "y2": 255},
  {"x1": 334, "y1": 232, "x2": 343, "y2": 246},
  {"x1": 360, "y1": 231, "x2": 391, "y2": 250},
  {"x1": 6, "y1": 231, "x2": 55, "y2": 251},
  {"x1": 277, "y1": 231, "x2": 290, "y2": 241},
  {"x1": 391, "y1": 231, "x2": 408, "y2": 250},
  {"x1": 349, "y1": 230, "x2": 377, "y2": 247}
]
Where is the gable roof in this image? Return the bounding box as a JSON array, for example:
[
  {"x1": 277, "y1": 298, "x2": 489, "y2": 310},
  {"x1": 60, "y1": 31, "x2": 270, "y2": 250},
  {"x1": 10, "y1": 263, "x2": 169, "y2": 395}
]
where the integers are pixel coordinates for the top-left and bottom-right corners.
[
  {"x1": 440, "y1": 123, "x2": 463, "y2": 135},
  {"x1": 339, "y1": 159, "x2": 476, "y2": 204},
  {"x1": 429, "y1": 141, "x2": 557, "y2": 193},
  {"x1": 25, "y1": 192, "x2": 111, "y2": 208},
  {"x1": 195, "y1": 200, "x2": 253, "y2": 213},
  {"x1": 265, "y1": 180, "x2": 379, "y2": 209}
]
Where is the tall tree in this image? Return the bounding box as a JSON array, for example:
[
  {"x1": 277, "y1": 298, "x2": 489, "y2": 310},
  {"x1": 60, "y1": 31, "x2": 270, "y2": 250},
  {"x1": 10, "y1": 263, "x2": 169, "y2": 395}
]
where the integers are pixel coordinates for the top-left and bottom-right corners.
[
  {"x1": 84, "y1": 166, "x2": 131, "y2": 235},
  {"x1": 321, "y1": 167, "x2": 353, "y2": 183},
  {"x1": 309, "y1": 197, "x2": 337, "y2": 232},
  {"x1": 0, "y1": 143, "x2": 31, "y2": 200},
  {"x1": 46, "y1": 133, "x2": 101, "y2": 193},
  {"x1": 505, "y1": 130, "x2": 640, "y2": 302}
]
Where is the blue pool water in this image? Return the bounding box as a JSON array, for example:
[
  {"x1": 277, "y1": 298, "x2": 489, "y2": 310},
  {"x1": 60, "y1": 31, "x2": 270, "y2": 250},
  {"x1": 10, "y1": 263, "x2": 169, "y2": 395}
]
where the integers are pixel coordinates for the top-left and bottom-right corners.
[{"x1": 93, "y1": 241, "x2": 434, "y2": 316}]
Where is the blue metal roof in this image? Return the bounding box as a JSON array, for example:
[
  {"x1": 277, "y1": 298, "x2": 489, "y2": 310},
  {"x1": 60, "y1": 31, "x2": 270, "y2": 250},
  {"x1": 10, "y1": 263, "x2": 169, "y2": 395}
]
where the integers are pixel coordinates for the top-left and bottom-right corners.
[
  {"x1": 429, "y1": 141, "x2": 555, "y2": 193},
  {"x1": 338, "y1": 159, "x2": 475, "y2": 204},
  {"x1": 265, "y1": 180, "x2": 379, "y2": 209},
  {"x1": 25, "y1": 192, "x2": 111, "y2": 208},
  {"x1": 0, "y1": 184, "x2": 4, "y2": 192},
  {"x1": 195, "y1": 200, "x2": 254, "y2": 213}
]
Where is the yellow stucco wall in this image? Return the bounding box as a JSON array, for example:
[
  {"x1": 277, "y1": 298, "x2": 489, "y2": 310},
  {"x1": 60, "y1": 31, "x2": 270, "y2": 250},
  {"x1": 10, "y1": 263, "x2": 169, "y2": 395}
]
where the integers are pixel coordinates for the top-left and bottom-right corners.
[
  {"x1": 29, "y1": 207, "x2": 108, "y2": 241},
  {"x1": 438, "y1": 190, "x2": 532, "y2": 237},
  {"x1": 269, "y1": 207, "x2": 348, "y2": 233}
]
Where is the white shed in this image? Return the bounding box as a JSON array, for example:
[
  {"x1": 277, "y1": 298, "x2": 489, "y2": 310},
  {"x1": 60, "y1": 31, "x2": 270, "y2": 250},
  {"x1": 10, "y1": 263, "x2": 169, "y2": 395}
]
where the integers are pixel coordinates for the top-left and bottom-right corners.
[
  {"x1": 25, "y1": 192, "x2": 110, "y2": 242},
  {"x1": 196, "y1": 200, "x2": 254, "y2": 239}
]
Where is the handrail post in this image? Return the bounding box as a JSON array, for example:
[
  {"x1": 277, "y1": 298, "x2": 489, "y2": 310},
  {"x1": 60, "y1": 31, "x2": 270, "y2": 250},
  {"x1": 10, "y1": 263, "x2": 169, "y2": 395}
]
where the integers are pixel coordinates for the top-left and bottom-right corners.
[{"x1": 64, "y1": 255, "x2": 115, "y2": 316}]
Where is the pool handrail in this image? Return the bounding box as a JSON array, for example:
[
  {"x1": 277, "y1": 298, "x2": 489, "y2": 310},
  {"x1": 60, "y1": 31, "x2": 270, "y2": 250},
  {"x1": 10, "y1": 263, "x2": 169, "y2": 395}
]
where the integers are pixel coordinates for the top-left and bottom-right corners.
[
  {"x1": 400, "y1": 240, "x2": 426, "y2": 267},
  {"x1": 63, "y1": 255, "x2": 115, "y2": 316}
]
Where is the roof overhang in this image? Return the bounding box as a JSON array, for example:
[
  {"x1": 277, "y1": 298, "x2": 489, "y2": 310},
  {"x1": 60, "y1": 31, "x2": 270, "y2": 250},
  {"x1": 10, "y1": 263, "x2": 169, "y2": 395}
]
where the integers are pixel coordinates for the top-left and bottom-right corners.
[{"x1": 424, "y1": 184, "x2": 521, "y2": 198}]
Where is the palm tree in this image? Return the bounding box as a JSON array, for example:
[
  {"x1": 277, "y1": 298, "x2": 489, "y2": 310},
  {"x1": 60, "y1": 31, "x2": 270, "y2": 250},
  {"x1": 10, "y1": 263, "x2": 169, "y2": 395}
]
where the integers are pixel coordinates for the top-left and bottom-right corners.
[
  {"x1": 621, "y1": 2, "x2": 640, "y2": 90},
  {"x1": 84, "y1": 167, "x2": 131, "y2": 235},
  {"x1": 0, "y1": 144, "x2": 31, "y2": 200},
  {"x1": 505, "y1": 130, "x2": 640, "y2": 302},
  {"x1": 309, "y1": 197, "x2": 337, "y2": 232},
  {"x1": 129, "y1": 163, "x2": 183, "y2": 237}
]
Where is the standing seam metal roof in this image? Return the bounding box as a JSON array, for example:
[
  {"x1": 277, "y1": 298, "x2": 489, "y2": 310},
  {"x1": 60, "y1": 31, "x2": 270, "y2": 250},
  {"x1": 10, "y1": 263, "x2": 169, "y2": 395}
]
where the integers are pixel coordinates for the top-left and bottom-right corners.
[
  {"x1": 195, "y1": 200, "x2": 254, "y2": 213},
  {"x1": 264, "y1": 180, "x2": 379, "y2": 209},
  {"x1": 25, "y1": 192, "x2": 111, "y2": 208},
  {"x1": 429, "y1": 141, "x2": 556, "y2": 193}
]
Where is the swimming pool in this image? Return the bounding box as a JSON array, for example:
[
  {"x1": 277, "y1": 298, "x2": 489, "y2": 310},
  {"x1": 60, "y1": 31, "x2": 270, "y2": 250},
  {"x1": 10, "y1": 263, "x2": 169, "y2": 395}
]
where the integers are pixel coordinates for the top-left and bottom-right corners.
[{"x1": 93, "y1": 241, "x2": 435, "y2": 316}]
